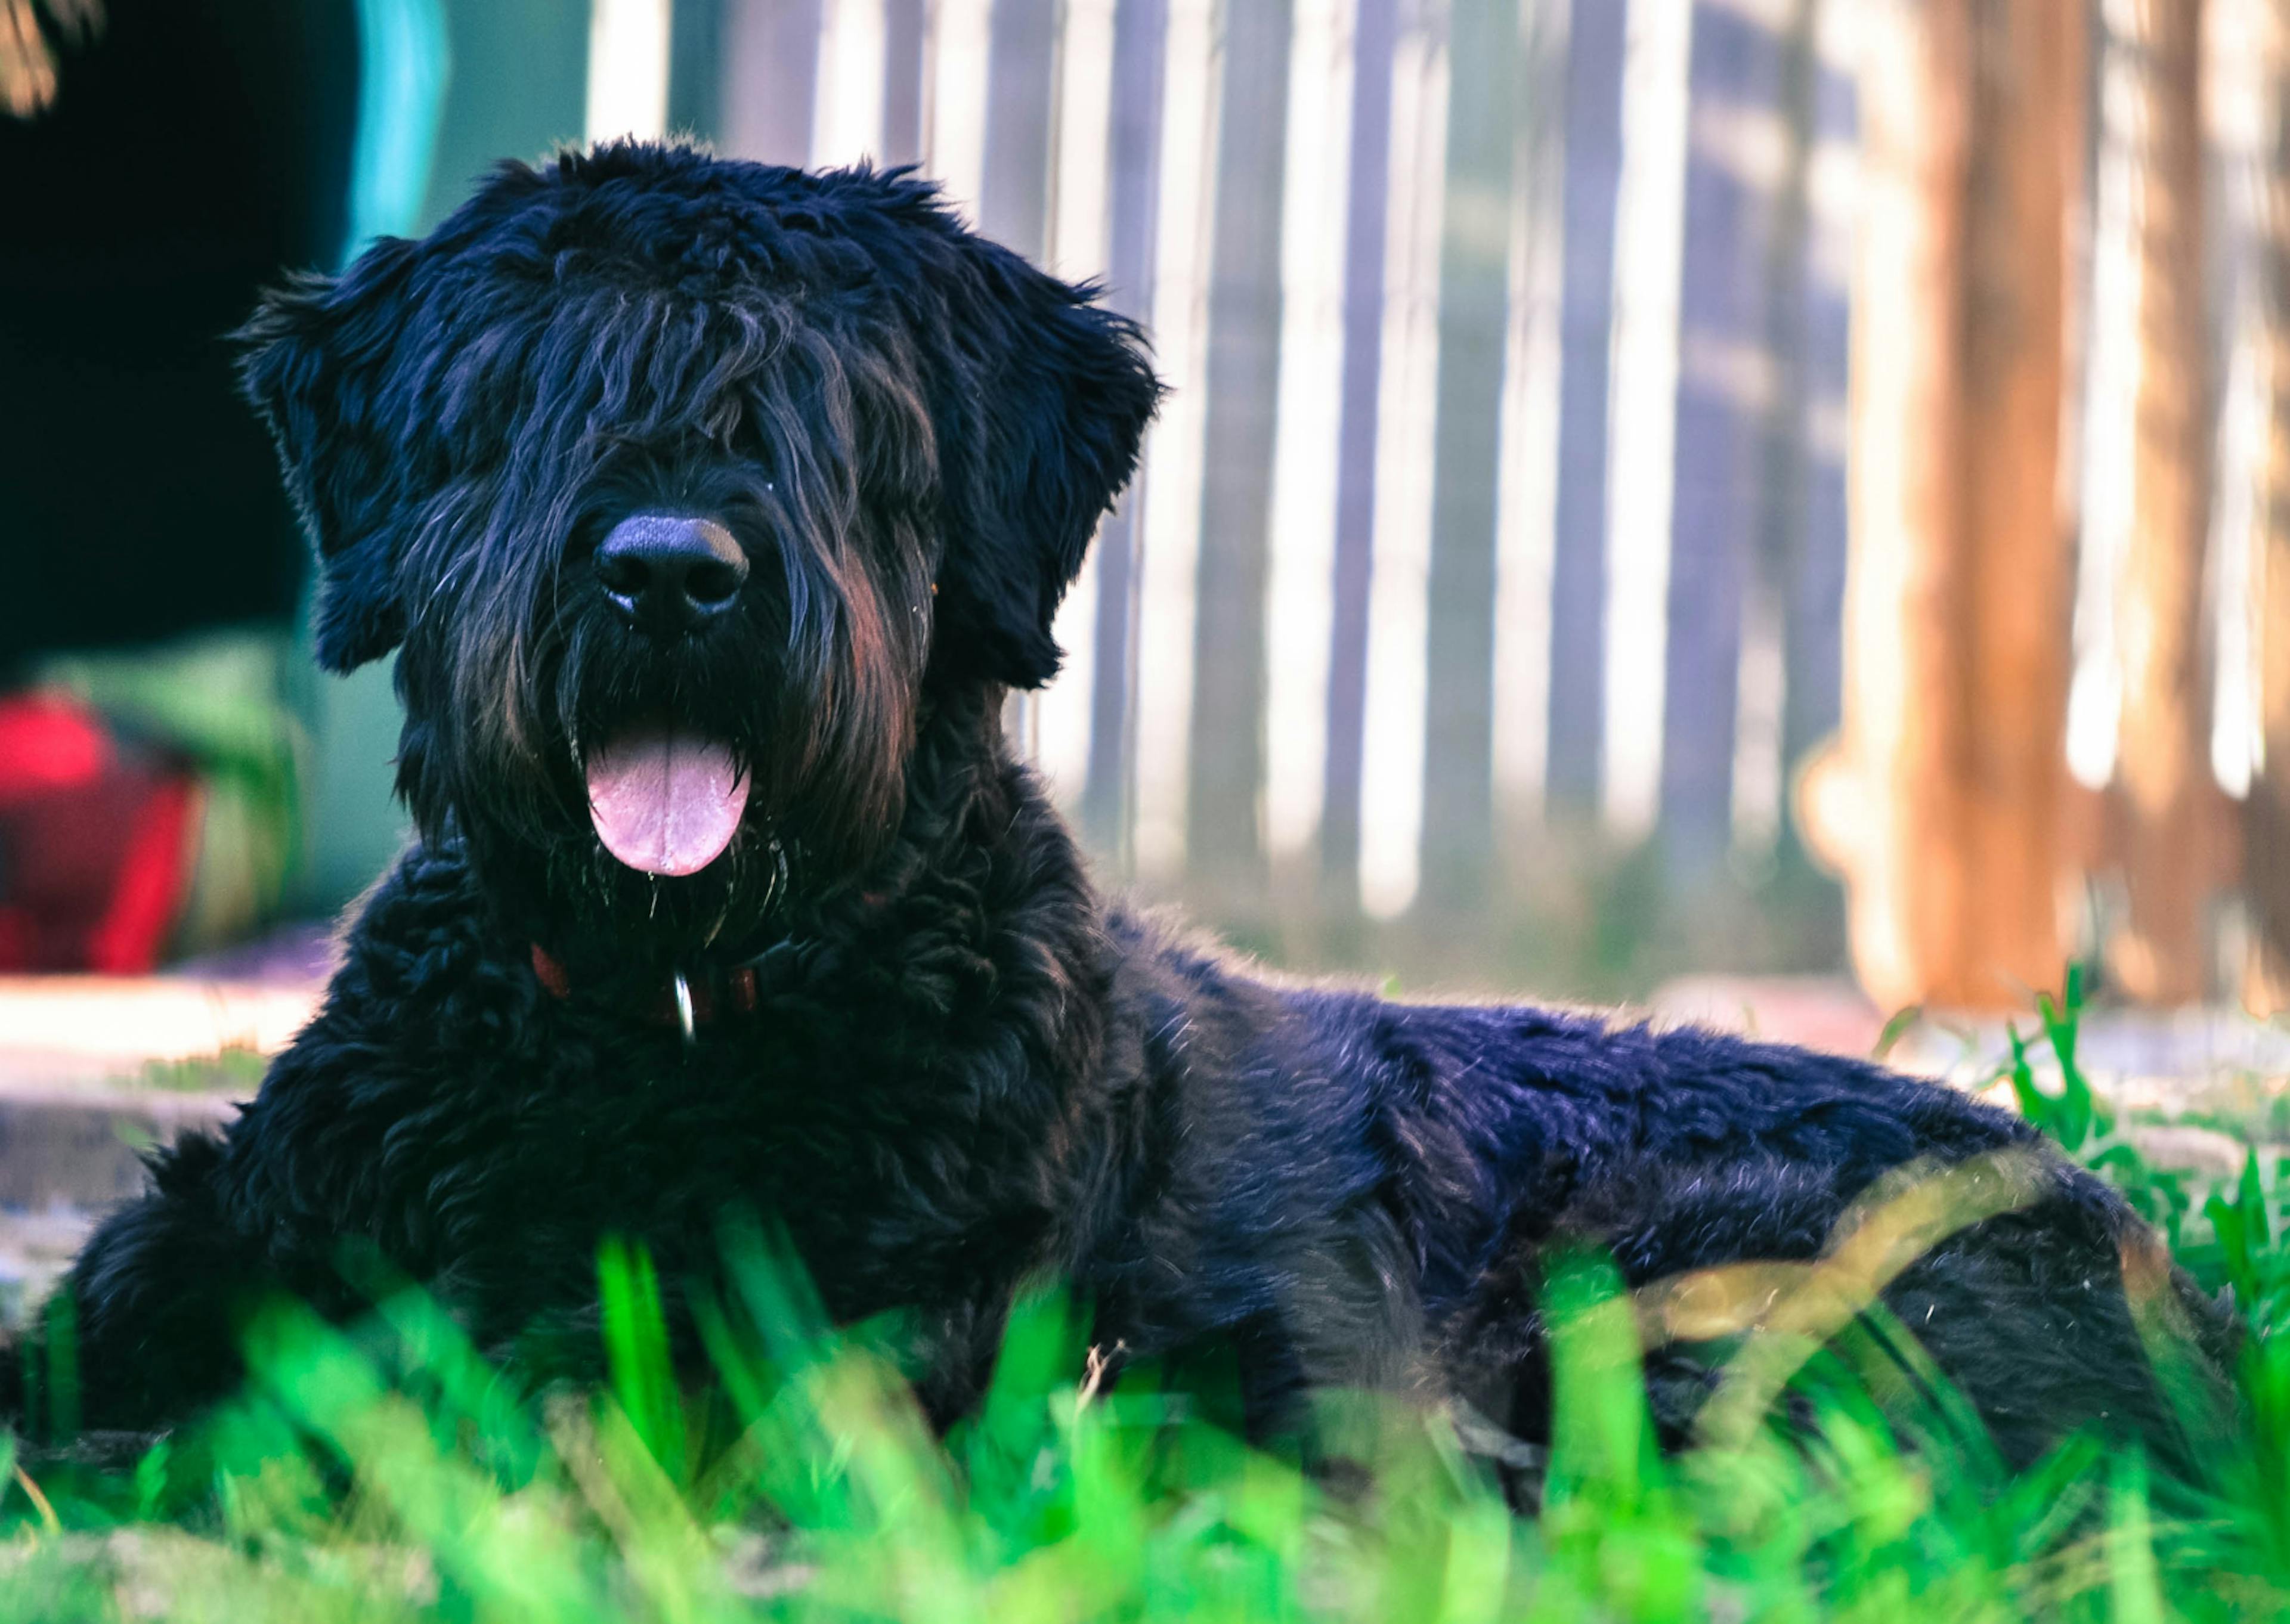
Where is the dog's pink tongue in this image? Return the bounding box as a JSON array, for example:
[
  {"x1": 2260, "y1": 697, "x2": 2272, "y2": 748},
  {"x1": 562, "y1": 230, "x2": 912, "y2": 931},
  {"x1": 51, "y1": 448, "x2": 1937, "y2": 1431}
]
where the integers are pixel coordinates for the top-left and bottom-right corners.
[{"x1": 584, "y1": 729, "x2": 749, "y2": 876}]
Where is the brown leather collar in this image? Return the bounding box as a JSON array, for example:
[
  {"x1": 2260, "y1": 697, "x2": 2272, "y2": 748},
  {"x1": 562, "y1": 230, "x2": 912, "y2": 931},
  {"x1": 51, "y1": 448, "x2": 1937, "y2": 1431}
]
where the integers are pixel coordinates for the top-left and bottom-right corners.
[{"x1": 530, "y1": 942, "x2": 759, "y2": 1041}]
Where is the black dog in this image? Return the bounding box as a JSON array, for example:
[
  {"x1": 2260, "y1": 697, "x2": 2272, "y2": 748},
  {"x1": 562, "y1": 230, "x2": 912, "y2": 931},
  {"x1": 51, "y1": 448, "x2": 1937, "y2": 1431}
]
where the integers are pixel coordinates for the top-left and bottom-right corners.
[{"x1": 11, "y1": 144, "x2": 2230, "y2": 1474}]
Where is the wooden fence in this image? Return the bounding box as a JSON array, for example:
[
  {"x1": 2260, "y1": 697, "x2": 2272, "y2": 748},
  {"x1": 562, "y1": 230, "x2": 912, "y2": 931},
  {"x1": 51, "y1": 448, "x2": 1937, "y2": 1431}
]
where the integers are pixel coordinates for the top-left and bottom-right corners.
[
  {"x1": 606, "y1": 0, "x2": 1853, "y2": 903},
  {"x1": 570, "y1": 0, "x2": 2290, "y2": 1008}
]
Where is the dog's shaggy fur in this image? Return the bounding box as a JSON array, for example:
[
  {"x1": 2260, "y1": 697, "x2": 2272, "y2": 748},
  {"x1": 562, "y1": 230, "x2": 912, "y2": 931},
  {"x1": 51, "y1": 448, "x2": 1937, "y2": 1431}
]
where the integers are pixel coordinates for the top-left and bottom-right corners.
[{"x1": 8, "y1": 145, "x2": 2233, "y2": 1474}]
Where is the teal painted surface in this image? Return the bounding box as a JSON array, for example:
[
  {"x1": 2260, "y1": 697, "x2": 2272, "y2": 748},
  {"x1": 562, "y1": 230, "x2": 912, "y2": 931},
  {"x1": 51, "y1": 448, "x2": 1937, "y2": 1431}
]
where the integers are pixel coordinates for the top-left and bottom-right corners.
[
  {"x1": 298, "y1": 0, "x2": 590, "y2": 909},
  {"x1": 418, "y1": 0, "x2": 591, "y2": 228},
  {"x1": 346, "y1": 0, "x2": 452, "y2": 255},
  {"x1": 293, "y1": 658, "x2": 410, "y2": 910}
]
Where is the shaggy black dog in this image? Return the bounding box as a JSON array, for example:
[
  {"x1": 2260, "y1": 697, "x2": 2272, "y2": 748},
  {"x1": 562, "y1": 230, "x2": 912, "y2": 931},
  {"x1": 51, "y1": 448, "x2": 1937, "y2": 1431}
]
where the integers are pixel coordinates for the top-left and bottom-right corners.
[{"x1": 8, "y1": 144, "x2": 2232, "y2": 1477}]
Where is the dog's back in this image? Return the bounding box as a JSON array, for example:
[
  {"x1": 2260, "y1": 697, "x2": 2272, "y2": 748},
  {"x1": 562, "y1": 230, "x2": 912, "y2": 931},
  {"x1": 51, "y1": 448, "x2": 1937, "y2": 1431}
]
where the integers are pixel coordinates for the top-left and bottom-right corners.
[{"x1": 1055, "y1": 911, "x2": 2230, "y2": 1469}]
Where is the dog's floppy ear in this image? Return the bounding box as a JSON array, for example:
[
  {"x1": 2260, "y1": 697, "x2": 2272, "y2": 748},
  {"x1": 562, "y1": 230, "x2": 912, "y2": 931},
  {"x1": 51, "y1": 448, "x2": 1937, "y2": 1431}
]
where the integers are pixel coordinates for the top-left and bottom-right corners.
[
  {"x1": 932, "y1": 247, "x2": 1162, "y2": 689},
  {"x1": 237, "y1": 237, "x2": 425, "y2": 674}
]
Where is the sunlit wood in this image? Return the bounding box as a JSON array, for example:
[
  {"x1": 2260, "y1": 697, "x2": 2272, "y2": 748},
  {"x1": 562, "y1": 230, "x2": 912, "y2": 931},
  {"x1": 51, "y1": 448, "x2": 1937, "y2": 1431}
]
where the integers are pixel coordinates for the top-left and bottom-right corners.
[
  {"x1": 1805, "y1": 0, "x2": 2082, "y2": 1010},
  {"x1": 1357, "y1": 3, "x2": 1450, "y2": 919},
  {"x1": 2110, "y1": 0, "x2": 2216, "y2": 1003},
  {"x1": 1130, "y1": 0, "x2": 1221, "y2": 882},
  {"x1": 1263, "y1": 0, "x2": 1358, "y2": 861},
  {"x1": 2244, "y1": 0, "x2": 2290, "y2": 1012},
  {"x1": 586, "y1": 0, "x2": 674, "y2": 143}
]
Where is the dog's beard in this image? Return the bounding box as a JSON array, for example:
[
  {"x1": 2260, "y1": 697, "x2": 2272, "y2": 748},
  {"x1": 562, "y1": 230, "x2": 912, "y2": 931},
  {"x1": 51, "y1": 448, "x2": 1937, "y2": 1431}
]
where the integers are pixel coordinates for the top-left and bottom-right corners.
[{"x1": 536, "y1": 814, "x2": 786, "y2": 974}]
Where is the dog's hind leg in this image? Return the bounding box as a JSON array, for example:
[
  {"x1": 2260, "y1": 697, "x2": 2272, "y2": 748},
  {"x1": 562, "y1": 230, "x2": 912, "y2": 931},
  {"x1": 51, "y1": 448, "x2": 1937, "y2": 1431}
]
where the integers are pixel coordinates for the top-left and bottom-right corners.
[{"x1": 1449, "y1": 1151, "x2": 2240, "y2": 1484}]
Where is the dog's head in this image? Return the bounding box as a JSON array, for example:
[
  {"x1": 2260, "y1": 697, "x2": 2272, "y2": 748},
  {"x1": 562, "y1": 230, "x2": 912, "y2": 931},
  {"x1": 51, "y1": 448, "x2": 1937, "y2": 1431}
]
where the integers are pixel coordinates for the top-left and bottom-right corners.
[{"x1": 240, "y1": 144, "x2": 1159, "y2": 962}]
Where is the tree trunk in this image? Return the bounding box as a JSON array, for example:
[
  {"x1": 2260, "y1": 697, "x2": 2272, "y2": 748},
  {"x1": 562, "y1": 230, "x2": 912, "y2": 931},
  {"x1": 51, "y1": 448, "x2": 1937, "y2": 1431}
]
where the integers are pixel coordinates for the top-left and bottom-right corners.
[
  {"x1": 1801, "y1": 0, "x2": 2082, "y2": 1010},
  {"x1": 2246, "y1": 0, "x2": 2290, "y2": 1012},
  {"x1": 2109, "y1": 0, "x2": 2214, "y2": 1005}
]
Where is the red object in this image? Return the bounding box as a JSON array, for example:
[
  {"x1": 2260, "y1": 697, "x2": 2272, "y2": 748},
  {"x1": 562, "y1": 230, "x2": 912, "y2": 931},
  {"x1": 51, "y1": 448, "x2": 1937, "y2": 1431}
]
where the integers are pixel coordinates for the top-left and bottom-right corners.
[
  {"x1": 0, "y1": 695, "x2": 110, "y2": 794},
  {"x1": 0, "y1": 693, "x2": 197, "y2": 972}
]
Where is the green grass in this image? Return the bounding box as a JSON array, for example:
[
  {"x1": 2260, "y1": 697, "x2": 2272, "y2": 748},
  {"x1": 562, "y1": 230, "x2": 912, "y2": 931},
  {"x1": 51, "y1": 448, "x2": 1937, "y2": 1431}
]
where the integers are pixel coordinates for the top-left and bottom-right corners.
[
  {"x1": 131, "y1": 1047, "x2": 271, "y2": 1097},
  {"x1": 6, "y1": 983, "x2": 2290, "y2": 1622}
]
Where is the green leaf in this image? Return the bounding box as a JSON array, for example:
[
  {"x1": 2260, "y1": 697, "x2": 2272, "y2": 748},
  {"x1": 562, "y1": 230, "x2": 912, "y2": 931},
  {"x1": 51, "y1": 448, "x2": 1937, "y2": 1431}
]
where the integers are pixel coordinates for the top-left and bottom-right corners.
[
  {"x1": 598, "y1": 1235, "x2": 685, "y2": 1484},
  {"x1": 1872, "y1": 1005, "x2": 1924, "y2": 1064}
]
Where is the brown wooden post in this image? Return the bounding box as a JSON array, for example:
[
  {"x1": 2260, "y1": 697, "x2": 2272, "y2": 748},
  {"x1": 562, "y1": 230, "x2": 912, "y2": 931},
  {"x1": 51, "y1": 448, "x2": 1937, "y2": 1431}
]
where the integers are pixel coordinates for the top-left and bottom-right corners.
[
  {"x1": 2109, "y1": 0, "x2": 2215, "y2": 1004},
  {"x1": 2246, "y1": 0, "x2": 2290, "y2": 1012},
  {"x1": 1800, "y1": 0, "x2": 2082, "y2": 1010}
]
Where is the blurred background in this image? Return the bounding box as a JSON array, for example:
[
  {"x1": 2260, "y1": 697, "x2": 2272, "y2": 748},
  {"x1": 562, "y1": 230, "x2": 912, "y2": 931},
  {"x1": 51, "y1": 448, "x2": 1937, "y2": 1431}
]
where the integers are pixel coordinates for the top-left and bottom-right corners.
[{"x1": 4, "y1": 0, "x2": 2289, "y2": 1042}]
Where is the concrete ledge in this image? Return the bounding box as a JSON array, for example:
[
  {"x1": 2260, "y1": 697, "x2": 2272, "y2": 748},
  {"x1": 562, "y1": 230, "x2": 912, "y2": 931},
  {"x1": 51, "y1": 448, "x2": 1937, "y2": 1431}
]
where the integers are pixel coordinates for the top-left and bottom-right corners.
[{"x1": 0, "y1": 975, "x2": 317, "y2": 1086}]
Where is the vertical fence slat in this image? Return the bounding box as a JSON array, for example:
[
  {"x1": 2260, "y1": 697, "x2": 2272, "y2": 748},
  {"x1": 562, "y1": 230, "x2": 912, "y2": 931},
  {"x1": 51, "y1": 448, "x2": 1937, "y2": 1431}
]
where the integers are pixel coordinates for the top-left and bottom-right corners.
[
  {"x1": 812, "y1": 0, "x2": 889, "y2": 166},
  {"x1": 588, "y1": 0, "x2": 675, "y2": 142},
  {"x1": 1416, "y1": 0, "x2": 1517, "y2": 909},
  {"x1": 1734, "y1": 0, "x2": 1822, "y2": 869},
  {"x1": 929, "y1": 0, "x2": 994, "y2": 216},
  {"x1": 980, "y1": 0, "x2": 1063, "y2": 758},
  {"x1": 1952, "y1": 0, "x2": 2079, "y2": 1007},
  {"x1": 1038, "y1": 0, "x2": 1124, "y2": 807},
  {"x1": 1778, "y1": 3, "x2": 1850, "y2": 870},
  {"x1": 668, "y1": 0, "x2": 726, "y2": 142},
  {"x1": 1601, "y1": 0, "x2": 1694, "y2": 839},
  {"x1": 1130, "y1": 0, "x2": 1223, "y2": 880},
  {"x1": 416, "y1": 0, "x2": 589, "y2": 225},
  {"x1": 981, "y1": 0, "x2": 1060, "y2": 256},
  {"x1": 1185, "y1": 0, "x2": 1292, "y2": 901},
  {"x1": 1489, "y1": 0, "x2": 1571, "y2": 844},
  {"x1": 1543, "y1": 0, "x2": 1627, "y2": 815},
  {"x1": 1357, "y1": 0, "x2": 1451, "y2": 919},
  {"x1": 881, "y1": 0, "x2": 927, "y2": 165},
  {"x1": 1262, "y1": 0, "x2": 1360, "y2": 867},
  {"x1": 719, "y1": 0, "x2": 823, "y2": 165},
  {"x1": 1081, "y1": 0, "x2": 1171, "y2": 862},
  {"x1": 1656, "y1": 1, "x2": 1769, "y2": 876},
  {"x1": 1046, "y1": 0, "x2": 1122, "y2": 279},
  {"x1": 1320, "y1": 0, "x2": 1400, "y2": 906},
  {"x1": 2201, "y1": 0, "x2": 2268, "y2": 822}
]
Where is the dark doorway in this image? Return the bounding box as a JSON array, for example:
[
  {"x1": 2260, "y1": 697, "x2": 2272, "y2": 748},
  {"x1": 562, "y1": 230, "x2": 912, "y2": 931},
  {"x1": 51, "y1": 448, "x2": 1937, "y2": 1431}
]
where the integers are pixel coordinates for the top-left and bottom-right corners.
[{"x1": 0, "y1": 0, "x2": 359, "y2": 671}]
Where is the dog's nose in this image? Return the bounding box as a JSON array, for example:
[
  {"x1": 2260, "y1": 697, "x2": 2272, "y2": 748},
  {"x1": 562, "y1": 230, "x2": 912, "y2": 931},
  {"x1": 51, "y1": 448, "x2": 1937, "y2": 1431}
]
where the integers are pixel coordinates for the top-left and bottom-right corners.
[{"x1": 594, "y1": 515, "x2": 750, "y2": 636}]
